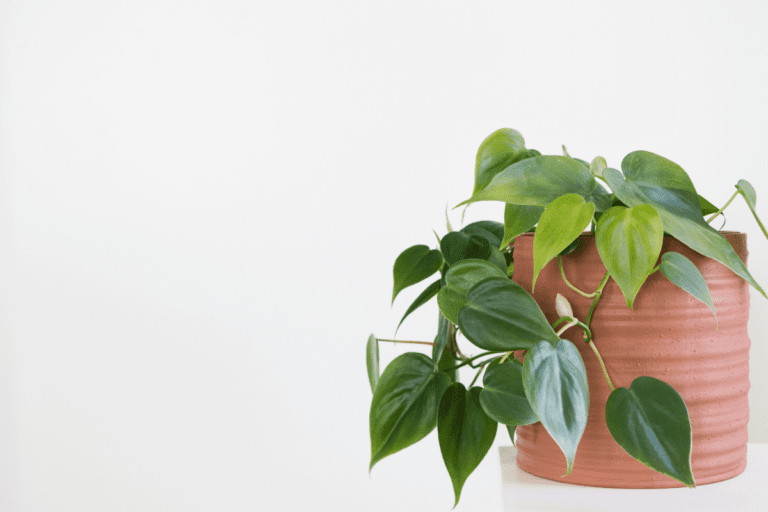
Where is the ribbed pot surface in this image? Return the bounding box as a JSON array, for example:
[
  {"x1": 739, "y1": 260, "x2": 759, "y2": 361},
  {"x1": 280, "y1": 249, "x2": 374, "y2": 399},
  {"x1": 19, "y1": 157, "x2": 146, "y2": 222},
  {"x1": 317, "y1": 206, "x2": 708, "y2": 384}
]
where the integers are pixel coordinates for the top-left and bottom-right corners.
[{"x1": 512, "y1": 232, "x2": 750, "y2": 488}]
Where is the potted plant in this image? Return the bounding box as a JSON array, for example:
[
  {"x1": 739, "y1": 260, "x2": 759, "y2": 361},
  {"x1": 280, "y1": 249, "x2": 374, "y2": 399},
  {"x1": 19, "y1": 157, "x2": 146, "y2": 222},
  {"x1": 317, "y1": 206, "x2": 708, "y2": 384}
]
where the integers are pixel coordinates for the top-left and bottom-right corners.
[{"x1": 366, "y1": 128, "x2": 768, "y2": 506}]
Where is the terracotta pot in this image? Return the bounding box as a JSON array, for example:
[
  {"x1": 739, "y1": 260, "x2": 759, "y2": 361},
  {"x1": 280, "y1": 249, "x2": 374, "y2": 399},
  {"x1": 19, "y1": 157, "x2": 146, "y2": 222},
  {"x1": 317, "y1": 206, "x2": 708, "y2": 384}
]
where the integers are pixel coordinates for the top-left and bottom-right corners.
[{"x1": 511, "y1": 232, "x2": 750, "y2": 488}]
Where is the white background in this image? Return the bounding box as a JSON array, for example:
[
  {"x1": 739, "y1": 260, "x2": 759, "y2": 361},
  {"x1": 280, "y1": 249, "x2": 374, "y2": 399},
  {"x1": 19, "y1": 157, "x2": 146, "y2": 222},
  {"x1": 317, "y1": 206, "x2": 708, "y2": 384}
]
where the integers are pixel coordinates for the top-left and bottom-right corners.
[{"x1": 1, "y1": 1, "x2": 767, "y2": 511}]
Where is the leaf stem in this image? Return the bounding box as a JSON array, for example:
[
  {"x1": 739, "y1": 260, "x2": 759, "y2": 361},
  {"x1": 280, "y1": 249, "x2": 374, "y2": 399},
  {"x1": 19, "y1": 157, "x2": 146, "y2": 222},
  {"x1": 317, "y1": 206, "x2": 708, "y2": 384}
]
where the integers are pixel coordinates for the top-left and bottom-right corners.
[
  {"x1": 441, "y1": 351, "x2": 499, "y2": 373},
  {"x1": 588, "y1": 340, "x2": 615, "y2": 391},
  {"x1": 377, "y1": 339, "x2": 435, "y2": 346},
  {"x1": 706, "y1": 190, "x2": 739, "y2": 223},
  {"x1": 469, "y1": 363, "x2": 486, "y2": 387},
  {"x1": 585, "y1": 272, "x2": 611, "y2": 327},
  {"x1": 559, "y1": 256, "x2": 597, "y2": 297},
  {"x1": 740, "y1": 191, "x2": 768, "y2": 241}
]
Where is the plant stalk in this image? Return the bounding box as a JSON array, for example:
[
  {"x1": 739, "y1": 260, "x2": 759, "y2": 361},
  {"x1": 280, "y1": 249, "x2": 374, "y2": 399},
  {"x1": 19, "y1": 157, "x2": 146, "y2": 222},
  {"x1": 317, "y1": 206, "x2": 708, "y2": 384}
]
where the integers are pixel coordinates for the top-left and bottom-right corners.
[
  {"x1": 706, "y1": 190, "x2": 739, "y2": 223},
  {"x1": 588, "y1": 340, "x2": 616, "y2": 391},
  {"x1": 585, "y1": 272, "x2": 611, "y2": 327},
  {"x1": 559, "y1": 256, "x2": 597, "y2": 298}
]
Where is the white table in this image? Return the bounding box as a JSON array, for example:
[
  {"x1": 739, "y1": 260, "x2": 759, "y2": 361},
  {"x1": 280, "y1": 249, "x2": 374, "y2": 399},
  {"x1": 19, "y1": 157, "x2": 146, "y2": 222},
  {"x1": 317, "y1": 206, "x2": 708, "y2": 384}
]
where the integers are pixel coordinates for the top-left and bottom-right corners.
[{"x1": 499, "y1": 443, "x2": 767, "y2": 512}]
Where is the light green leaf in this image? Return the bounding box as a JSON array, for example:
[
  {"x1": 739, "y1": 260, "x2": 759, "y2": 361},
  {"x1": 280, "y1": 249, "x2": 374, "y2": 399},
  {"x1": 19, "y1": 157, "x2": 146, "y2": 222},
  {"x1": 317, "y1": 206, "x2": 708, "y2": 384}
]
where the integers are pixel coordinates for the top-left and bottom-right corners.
[
  {"x1": 595, "y1": 204, "x2": 663, "y2": 308},
  {"x1": 438, "y1": 383, "x2": 498, "y2": 506},
  {"x1": 736, "y1": 179, "x2": 768, "y2": 242},
  {"x1": 500, "y1": 203, "x2": 544, "y2": 249},
  {"x1": 396, "y1": 279, "x2": 440, "y2": 334},
  {"x1": 392, "y1": 245, "x2": 443, "y2": 304},
  {"x1": 606, "y1": 376, "x2": 695, "y2": 487},
  {"x1": 480, "y1": 360, "x2": 538, "y2": 426},
  {"x1": 532, "y1": 194, "x2": 595, "y2": 291},
  {"x1": 457, "y1": 156, "x2": 597, "y2": 207},
  {"x1": 458, "y1": 279, "x2": 560, "y2": 351},
  {"x1": 522, "y1": 339, "x2": 589, "y2": 476},
  {"x1": 437, "y1": 259, "x2": 507, "y2": 325},
  {"x1": 370, "y1": 353, "x2": 452, "y2": 471},
  {"x1": 473, "y1": 128, "x2": 529, "y2": 195},
  {"x1": 604, "y1": 153, "x2": 766, "y2": 298},
  {"x1": 590, "y1": 156, "x2": 607, "y2": 178},
  {"x1": 367, "y1": 334, "x2": 379, "y2": 393},
  {"x1": 660, "y1": 252, "x2": 716, "y2": 323}
]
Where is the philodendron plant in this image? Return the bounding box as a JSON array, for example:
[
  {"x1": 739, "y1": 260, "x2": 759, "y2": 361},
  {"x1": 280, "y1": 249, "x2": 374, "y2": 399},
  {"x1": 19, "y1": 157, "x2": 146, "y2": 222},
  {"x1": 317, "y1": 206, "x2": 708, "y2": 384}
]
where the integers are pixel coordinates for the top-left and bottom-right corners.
[{"x1": 366, "y1": 128, "x2": 768, "y2": 507}]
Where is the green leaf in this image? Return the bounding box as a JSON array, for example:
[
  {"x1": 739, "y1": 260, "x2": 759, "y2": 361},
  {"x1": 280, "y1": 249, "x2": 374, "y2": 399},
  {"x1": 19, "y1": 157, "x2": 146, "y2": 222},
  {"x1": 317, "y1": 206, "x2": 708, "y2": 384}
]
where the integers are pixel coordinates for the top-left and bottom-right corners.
[
  {"x1": 605, "y1": 376, "x2": 695, "y2": 487},
  {"x1": 507, "y1": 425, "x2": 516, "y2": 446},
  {"x1": 457, "y1": 156, "x2": 597, "y2": 207},
  {"x1": 370, "y1": 353, "x2": 452, "y2": 471},
  {"x1": 392, "y1": 245, "x2": 443, "y2": 304},
  {"x1": 522, "y1": 339, "x2": 589, "y2": 476},
  {"x1": 584, "y1": 181, "x2": 612, "y2": 212},
  {"x1": 458, "y1": 279, "x2": 560, "y2": 351},
  {"x1": 433, "y1": 312, "x2": 452, "y2": 368},
  {"x1": 532, "y1": 194, "x2": 595, "y2": 291},
  {"x1": 438, "y1": 383, "x2": 498, "y2": 506},
  {"x1": 590, "y1": 156, "x2": 607, "y2": 178},
  {"x1": 396, "y1": 279, "x2": 441, "y2": 334},
  {"x1": 500, "y1": 203, "x2": 544, "y2": 249},
  {"x1": 437, "y1": 259, "x2": 508, "y2": 325},
  {"x1": 473, "y1": 128, "x2": 529, "y2": 195},
  {"x1": 698, "y1": 195, "x2": 719, "y2": 216},
  {"x1": 366, "y1": 334, "x2": 379, "y2": 393},
  {"x1": 736, "y1": 179, "x2": 768, "y2": 242},
  {"x1": 660, "y1": 252, "x2": 717, "y2": 322},
  {"x1": 461, "y1": 220, "x2": 505, "y2": 249},
  {"x1": 480, "y1": 360, "x2": 538, "y2": 426},
  {"x1": 595, "y1": 205, "x2": 663, "y2": 308},
  {"x1": 604, "y1": 153, "x2": 766, "y2": 298}
]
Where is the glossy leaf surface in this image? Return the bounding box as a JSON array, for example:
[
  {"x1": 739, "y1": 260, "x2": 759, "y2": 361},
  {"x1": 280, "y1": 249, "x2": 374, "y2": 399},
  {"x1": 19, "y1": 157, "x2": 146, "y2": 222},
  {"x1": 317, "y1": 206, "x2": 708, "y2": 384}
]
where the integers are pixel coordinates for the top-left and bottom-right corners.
[
  {"x1": 480, "y1": 360, "x2": 538, "y2": 426},
  {"x1": 659, "y1": 252, "x2": 716, "y2": 321},
  {"x1": 500, "y1": 203, "x2": 544, "y2": 249},
  {"x1": 396, "y1": 279, "x2": 440, "y2": 333},
  {"x1": 522, "y1": 339, "x2": 589, "y2": 476},
  {"x1": 367, "y1": 334, "x2": 379, "y2": 393},
  {"x1": 473, "y1": 128, "x2": 529, "y2": 195},
  {"x1": 370, "y1": 353, "x2": 452, "y2": 470},
  {"x1": 392, "y1": 245, "x2": 443, "y2": 304},
  {"x1": 595, "y1": 204, "x2": 663, "y2": 308},
  {"x1": 605, "y1": 376, "x2": 695, "y2": 487},
  {"x1": 433, "y1": 312, "x2": 453, "y2": 368},
  {"x1": 461, "y1": 220, "x2": 505, "y2": 249},
  {"x1": 604, "y1": 153, "x2": 766, "y2": 298},
  {"x1": 440, "y1": 232, "x2": 491, "y2": 266},
  {"x1": 532, "y1": 194, "x2": 595, "y2": 291},
  {"x1": 458, "y1": 156, "x2": 597, "y2": 207},
  {"x1": 458, "y1": 279, "x2": 559, "y2": 351},
  {"x1": 438, "y1": 384, "x2": 498, "y2": 506},
  {"x1": 437, "y1": 259, "x2": 507, "y2": 325}
]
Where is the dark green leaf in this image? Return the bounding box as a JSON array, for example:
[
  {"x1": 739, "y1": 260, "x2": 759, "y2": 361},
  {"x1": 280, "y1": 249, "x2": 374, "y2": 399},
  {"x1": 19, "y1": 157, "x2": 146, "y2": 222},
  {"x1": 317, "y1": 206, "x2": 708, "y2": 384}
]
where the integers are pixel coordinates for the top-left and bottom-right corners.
[
  {"x1": 605, "y1": 376, "x2": 695, "y2": 487},
  {"x1": 473, "y1": 128, "x2": 529, "y2": 195},
  {"x1": 532, "y1": 194, "x2": 595, "y2": 291},
  {"x1": 461, "y1": 220, "x2": 505, "y2": 248},
  {"x1": 437, "y1": 341, "x2": 459, "y2": 383},
  {"x1": 595, "y1": 205, "x2": 663, "y2": 308},
  {"x1": 458, "y1": 279, "x2": 559, "y2": 351},
  {"x1": 698, "y1": 195, "x2": 719, "y2": 216},
  {"x1": 396, "y1": 279, "x2": 441, "y2": 334},
  {"x1": 660, "y1": 252, "x2": 716, "y2": 322},
  {"x1": 392, "y1": 245, "x2": 443, "y2": 304},
  {"x1": 367, "y1": 334, "x2": 379, "y2": 393},
  {"x1": 500, "y1": 203, "x2": 544, "y2": 249},
  {"x1": 457, "y1": 156, "x2": 597, "y2": 207},
  {"x1": 604, "y1": 154, "x2": 766, "y2": 298},
  {"x1": 522, "y1": 339, "x2": 589, "y2": 476},
  {"x1": 370, "y1": 353, "x2": 452, "y2": 470},
  {"x1": 440, "y1": 231, "x2": 491, "y2": 265},
  {"x1": 437, "y1": 259, "x2": 507, "y2": 324},
  {"x1": 480, "y1": 360, "x2": 538, "y2": 426},
  {"x1": 438, "y1": 383, "x2": 498, "y2": 506},
  {"x1": 433, "y1": 312, "x2": 452, "y2": 368},
  {"x1": 584, "y1": 181, "x2": 612, "y2": 212},
  {"x1": 507, "y1": 425, "x2": 517, "y2": 446}
]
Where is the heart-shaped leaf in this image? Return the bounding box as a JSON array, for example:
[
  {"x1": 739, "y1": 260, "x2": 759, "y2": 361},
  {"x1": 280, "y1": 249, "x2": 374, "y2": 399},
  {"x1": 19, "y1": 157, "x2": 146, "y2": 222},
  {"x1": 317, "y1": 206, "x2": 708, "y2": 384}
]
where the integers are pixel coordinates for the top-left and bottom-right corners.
[
  {"x1": 437, "y1": 259, "x2": 507, "y2": 325},
  {"x1": 461, "y1": 220, "x2": 505, "y2": 249},
  {"x1": 458, "y1": 279, "x2": 559, "y2": 351},
  {"x1": 736, "y1": 179, "x2": 768, "y2": 241},
  {"x1": 440, "y1": 232, "x2": 492, "y2": 266},
  {"x1": 366, "y1": 334, "x2": 379, "y2": 393},
  {"x1": 604, "y1": 154, "x2": 766, "y2": 298},
  {"x1": 392, "y1": 245, "x2": 443, "y2": 304},
  {"x1": 500, "y1": 203, "x2": 544, "y2": 249},
  {"x1": 370, "y1": 353, "x2": 452, "y2": 471},
  {"x1": 605, "y1": 376, "x2": 695, "y2": 487},
  {"x1": 595, "y1": 204, "x2": 663, "y2": 308},
  {"x1": 532, "y1": 194, "x2": 595, "y2": 291},
  {"x1": 522, "y1": 339, "x2": 590, "y2": 476},
  {"x1": 659, "y1": 252, "x2": 716, "y2": 322},
  {"x1": 473, "y1": 128, "x2": 530, "y2": 195},
  {"x1": 438, "y1": 383, "x2": 498, "y2": 506},
  {"x1": 396, "y1": 279, "x2": 441, "y2": 334},
  {"x1": 457, "y1": 156, "x2": 598, "y2": 208},
  {"x1": 480, "y1": 360, "x2": 538, "y2": 426}
]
